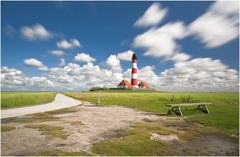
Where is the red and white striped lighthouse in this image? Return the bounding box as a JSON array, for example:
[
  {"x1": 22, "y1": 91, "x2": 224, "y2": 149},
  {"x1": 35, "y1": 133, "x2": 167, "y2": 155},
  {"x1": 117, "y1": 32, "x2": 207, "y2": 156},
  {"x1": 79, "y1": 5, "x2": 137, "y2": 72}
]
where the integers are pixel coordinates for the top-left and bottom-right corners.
[{"x1": 131, "y1": 53, "x2": 138, "y2": 88}]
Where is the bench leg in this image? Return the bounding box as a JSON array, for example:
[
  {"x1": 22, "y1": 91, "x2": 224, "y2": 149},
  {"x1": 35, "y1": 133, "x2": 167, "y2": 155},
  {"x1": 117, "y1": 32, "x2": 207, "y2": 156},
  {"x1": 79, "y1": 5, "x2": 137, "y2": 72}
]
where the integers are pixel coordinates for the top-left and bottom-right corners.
[
  {"x1": 171, "y1": 106, "x2": 183, "y2": 116},
  {"x1": 204, "y1": 105, "x2": 210, "y2": 113},
  {"x1": 198, "y1": 105, "x2": 210, "y2": 113},
  {"x1": 178, "y1": 106, "x2": 183, "y2": 116}
]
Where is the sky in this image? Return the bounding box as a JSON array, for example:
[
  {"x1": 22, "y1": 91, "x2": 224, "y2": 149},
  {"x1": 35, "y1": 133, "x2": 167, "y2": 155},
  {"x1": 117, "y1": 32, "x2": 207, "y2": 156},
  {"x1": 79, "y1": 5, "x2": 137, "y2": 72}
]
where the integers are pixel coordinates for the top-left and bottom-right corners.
[{"x1": 1, "y1": 1, "x2": 239, "y2": 91}]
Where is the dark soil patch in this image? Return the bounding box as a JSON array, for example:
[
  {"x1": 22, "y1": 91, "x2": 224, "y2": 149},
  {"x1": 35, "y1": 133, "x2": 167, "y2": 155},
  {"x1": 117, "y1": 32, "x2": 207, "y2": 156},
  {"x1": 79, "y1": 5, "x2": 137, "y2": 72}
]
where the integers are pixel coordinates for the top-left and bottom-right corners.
[{"x1": 172, "y1": 133, "x2": 239, "y2": 156}]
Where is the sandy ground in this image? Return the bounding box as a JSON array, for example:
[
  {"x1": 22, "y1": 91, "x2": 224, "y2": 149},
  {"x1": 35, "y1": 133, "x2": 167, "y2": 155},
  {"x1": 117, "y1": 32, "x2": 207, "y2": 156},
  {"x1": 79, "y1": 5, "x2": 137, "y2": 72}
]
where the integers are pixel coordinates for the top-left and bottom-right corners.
[
  {"x1": 1, "y1": 102, "x2": 239, "y2": 156},
  {"x1": 1, "y1": 102, "x2": 160, "y2": 155},
  {"x1": 1, "y1": 93, "x2": 81, "y2": 119}
]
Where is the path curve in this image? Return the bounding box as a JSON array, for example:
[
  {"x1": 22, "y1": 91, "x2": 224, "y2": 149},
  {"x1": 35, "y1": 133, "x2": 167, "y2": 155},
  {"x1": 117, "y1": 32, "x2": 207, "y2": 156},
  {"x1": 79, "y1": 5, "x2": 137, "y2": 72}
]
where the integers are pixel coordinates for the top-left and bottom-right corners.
[{"x1": 1, "y1": 93, "x2": 81, "y2": 119}]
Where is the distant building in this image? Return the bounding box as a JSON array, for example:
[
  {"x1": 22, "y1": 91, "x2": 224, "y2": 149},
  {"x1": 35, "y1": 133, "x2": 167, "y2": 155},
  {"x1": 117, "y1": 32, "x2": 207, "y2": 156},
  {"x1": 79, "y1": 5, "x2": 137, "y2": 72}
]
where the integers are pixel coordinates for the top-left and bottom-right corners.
[
  {"x1": 118, "y1": 80, "x2": 132, "y2": 89},
  {"x1": 138, "y1": 81, "x2": 149, "y2": 88}
]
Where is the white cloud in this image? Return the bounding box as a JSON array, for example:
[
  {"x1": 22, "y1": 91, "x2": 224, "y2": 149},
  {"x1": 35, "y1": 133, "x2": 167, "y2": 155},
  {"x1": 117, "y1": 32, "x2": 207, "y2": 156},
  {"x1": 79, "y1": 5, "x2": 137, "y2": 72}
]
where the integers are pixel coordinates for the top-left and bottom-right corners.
[
  {"x1": 59, "y1": 58, "x2": 66, "y2": 66},
  {"x1": 50, "y1": 50, "x2": 65, "y2": 57},
  {"x1": 123, "y1": 65, "x2": 160, "y2": 87},
  {"x1": 158, "y1": 58, "x2": 239, "y2": 91},
  {"x1": 24, "y1": 58, "x2": 48, "y2": 71},
  {"x1": 133, "y1": 22, "x2": 188, "y2": 61},
  {"x1": 105, "y1": 55, "x2": 122, "y2": 73},
  {"x1": 189, "y1": 1, "x2": 239, "y2": 48},
  {"x1": 74, "y1": 53, "x2": 96, "y2": 63},
  {"x1": 20, "y1": 24, "x2": 53, "y2": 41},
  {"x1": 170, "y1": 53, "x2": 191, "y2": 62},
  {"x1": 57, "y1": 39, "x2": 81, "y2": 49},
  {"x1": 46, "y1": 62, "x2": 122, "y2": 91},
  {"x1": 116, "y1": 50, "x2": 134, "y2": 61},
  {"x1": 1, "y1": 66, "x2": 54, "y2": 91},
  {"x1": 134, "y1": 2, "x2": 168, "y2": 27},
  {"x1": 2, "y1": 55, "x2": 238, "y2": 91},
  {"x1": 24, "y1": 58, "x2": 44, "y2": 67}
]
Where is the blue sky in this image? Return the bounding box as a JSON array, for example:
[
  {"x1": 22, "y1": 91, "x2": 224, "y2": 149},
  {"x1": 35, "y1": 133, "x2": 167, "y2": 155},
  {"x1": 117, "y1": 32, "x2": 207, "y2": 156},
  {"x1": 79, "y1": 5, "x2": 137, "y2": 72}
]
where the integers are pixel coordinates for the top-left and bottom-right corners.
[{"x1": 1, "y1": 1, "x2": 239, "y2": 91}]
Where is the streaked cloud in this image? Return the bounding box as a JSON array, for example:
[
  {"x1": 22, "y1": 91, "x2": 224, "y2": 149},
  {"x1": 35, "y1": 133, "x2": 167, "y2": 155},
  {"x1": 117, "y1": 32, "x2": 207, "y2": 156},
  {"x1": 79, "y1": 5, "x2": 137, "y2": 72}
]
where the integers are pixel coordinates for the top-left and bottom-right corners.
[
  {"x1": 169, "y1": 53, "x2": 191, "y2": 63},
  {"x1": 133, "y1": 22, "x2": 188, "y2": 61},
  {"x1": 3, "y1": 24, "x2": 16, "y2": 37},
  {"x1": 49, "y1": 50, "x2": 65, "y2": 57},
  {"x1": 134, "y1": 3, "x2": 168, "y2": 28},
  {"x1": 116, "y1": 50, "x2": 134, "y2": 61},
  {"x1": 189, "y1": 1, "x2": 239, "y2": 48}
]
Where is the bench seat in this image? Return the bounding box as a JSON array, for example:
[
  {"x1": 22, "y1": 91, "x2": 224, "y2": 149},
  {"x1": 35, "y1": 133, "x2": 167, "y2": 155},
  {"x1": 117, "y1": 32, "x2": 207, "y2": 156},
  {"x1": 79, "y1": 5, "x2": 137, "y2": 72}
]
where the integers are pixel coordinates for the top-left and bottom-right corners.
[{"x1": 166, "y1": 102, "x2": 212, "y2": 116}]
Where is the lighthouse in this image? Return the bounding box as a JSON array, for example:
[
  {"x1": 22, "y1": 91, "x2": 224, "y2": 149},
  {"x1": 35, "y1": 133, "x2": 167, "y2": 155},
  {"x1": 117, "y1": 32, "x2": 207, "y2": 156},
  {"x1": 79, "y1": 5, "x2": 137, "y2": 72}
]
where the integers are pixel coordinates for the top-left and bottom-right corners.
[
  {"x1": 117, "y1": 53, "x2": 150, "y2": 89},
  {"x1": 131, "y1": 53, "x2": 138, "y2": 88}
]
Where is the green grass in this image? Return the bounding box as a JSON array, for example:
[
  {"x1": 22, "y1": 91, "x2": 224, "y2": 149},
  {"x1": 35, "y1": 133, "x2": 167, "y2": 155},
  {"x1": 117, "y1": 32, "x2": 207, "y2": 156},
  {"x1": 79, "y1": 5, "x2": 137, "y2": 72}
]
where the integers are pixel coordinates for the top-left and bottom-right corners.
[
  {"x1": 1, "y1": 126, "x2": 16, "y2": 132},
  {"x1": 34, "y1": 150, "x2": 93, "y2": 156},
  {"x1": 92, "y1": 122, "x2": 175, "y2": 156},
  {"x1": 1, "y1": 92, "x2": 56, "y2": 109},
  {"x1": 24, "y1": 124, "x2": 69, "y2": 139},
  {"x1": 64, "y1": 91, "x2": 239, "y2": 135},
  {"x1": 92, "y1": 121, "x2": 235, "y2": 156}
]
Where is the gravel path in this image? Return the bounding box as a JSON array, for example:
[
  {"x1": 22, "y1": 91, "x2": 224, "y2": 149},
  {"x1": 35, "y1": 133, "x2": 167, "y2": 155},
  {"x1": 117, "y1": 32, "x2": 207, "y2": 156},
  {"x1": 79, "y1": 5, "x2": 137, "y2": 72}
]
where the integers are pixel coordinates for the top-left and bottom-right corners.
[{"x1": 1, "y1": 93, "x2": 81, "y2": 119}]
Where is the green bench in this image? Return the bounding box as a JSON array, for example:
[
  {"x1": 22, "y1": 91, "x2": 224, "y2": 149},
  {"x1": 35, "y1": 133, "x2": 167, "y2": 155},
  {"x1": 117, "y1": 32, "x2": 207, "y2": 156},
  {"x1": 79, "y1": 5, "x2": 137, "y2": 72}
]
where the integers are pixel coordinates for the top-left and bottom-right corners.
[{"x1": 166, "y1": 102, "x2": 212, "y2": 116}]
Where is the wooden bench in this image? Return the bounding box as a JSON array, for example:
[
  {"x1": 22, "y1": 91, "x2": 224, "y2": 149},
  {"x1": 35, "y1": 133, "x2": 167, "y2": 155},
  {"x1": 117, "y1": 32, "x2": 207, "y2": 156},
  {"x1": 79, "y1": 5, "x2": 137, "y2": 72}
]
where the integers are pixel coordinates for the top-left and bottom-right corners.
[{"x1": 165, "y1": 102, "x2": 212, "y2": 116}]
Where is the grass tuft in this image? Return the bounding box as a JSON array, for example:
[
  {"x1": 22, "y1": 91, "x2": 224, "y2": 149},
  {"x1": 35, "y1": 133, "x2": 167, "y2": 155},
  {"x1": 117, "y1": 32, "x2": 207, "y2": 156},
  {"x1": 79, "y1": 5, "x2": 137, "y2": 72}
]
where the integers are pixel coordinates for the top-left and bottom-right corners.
[
  {"x1": 2, "y1": 112, "x2": 59, "y2": 123},
  {"x1": 92, "y1": 122, "x2": 176, "y2": 156},
  {"x1": 24, "y1": 124, "x2": 69, "y2": 139},
  {"x1": 46, "y1": 105, "x2": 80, "y2": 115},
  {"x1": 1, "y1": 126, "x2": 16, "y2": 132},
  {"x1": 34, "y1": 150, "x2": 92, "y2": 156}
]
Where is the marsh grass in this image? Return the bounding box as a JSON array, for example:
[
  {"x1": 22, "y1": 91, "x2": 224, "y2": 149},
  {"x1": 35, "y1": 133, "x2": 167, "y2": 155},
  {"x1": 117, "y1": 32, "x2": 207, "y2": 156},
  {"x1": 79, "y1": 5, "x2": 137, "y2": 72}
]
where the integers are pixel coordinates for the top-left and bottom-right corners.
[
  {"x1": 34, "y1": 150, "x2": 93, "y2": 156},
  {"x1": 24, "y1": 124, "x2": 69, "y2": 139},
  {"x1": 1, "y1": 112, "x2": 59, "y2": 123},
  {"x1": 92, "y1": 122, "x2": 177, "y2": 156},
  {"x1": 70, "y1": 121, "x2": 84, "y2": 126},
  {"x1": 1, "y1": 126, "x2": 16, "y2": 132},
  {"x1": 1, "y1": 92, "x2": 56, "y2": 109},
  {"x1": 65, "y1": 91, "x2": 239, "y2": 134},
  {"x1": 92, "y1": 121, "x2": 226, "y2": 156},
  {"x1": 46, "y1": 105, "x2": 80, "y2": 115}
]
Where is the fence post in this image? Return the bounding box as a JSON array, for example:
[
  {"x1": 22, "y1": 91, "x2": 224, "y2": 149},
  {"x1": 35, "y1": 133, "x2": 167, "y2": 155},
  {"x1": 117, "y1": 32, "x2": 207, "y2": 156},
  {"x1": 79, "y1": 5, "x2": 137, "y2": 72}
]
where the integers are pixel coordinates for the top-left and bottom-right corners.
[{"x1": 97, "y1": 90, "x2": 101, "y2": 105}]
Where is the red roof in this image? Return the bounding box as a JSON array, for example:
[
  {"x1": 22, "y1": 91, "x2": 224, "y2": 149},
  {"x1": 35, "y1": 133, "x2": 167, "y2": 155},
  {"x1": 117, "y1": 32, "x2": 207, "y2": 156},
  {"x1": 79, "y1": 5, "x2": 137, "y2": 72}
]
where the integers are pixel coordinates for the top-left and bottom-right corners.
[
  {"x1": 138, "y1": 81, "x2": 149, "y2": 88},
  {"x1": 118, "y1": 80, "x2": 132, "y2": 88}
]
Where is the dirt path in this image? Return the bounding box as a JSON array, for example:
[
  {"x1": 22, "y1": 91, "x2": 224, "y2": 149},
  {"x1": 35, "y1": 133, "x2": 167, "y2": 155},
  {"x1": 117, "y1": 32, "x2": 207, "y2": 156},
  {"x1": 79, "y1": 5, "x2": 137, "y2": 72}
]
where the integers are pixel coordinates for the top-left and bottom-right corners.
[
  {"x1": 1, "y1": 93, "x2": 81, "y2": 119},
  {"x1": 1, "y1": 102, "x2": 239, "y2": 156}
]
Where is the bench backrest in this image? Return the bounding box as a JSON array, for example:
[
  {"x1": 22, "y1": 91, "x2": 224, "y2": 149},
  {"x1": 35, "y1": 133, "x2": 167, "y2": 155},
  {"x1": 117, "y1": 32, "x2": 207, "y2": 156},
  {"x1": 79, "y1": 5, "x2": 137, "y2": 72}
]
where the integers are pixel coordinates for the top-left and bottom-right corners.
[{"x1": 166, "y1": 102, "x2": 212, "y2": 107}]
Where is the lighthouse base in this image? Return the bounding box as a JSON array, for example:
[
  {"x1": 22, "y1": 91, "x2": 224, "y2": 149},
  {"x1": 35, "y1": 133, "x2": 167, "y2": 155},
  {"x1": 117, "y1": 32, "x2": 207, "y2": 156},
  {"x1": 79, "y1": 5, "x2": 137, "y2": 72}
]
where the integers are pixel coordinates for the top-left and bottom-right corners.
[{"x1": 132, "y1": 85, "x2": 139, "y2": 88}]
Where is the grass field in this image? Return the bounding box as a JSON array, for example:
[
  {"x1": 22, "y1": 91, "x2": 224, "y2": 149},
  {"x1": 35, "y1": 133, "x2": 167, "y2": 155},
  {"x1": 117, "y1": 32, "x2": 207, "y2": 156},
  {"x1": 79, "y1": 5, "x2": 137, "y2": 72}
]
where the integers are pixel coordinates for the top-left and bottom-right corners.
[
  {"x1": 64, "y1": 90, "x2": 239, "y2": 155},
  {"x1": 1, "y1": 92, "x2": 56, "y2": 109},
  {"x1": 1, "y1": 90, "x2": 238, "y2": 155},
  {"x1": 64, "y1": 91, "x2": 239, "y2": 135}
]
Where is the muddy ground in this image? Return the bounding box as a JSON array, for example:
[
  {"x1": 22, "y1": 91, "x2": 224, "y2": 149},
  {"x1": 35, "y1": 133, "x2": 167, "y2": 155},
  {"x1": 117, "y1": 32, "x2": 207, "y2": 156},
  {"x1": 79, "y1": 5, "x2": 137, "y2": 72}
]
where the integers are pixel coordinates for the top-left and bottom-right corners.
[{"x1": 1, "y1": 102, "x2": 239, "y2": 156}]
